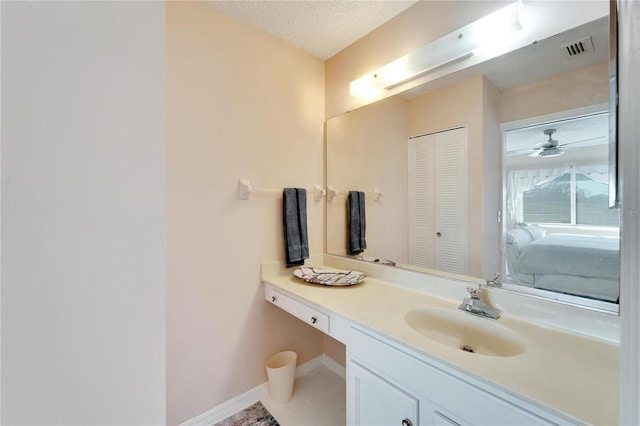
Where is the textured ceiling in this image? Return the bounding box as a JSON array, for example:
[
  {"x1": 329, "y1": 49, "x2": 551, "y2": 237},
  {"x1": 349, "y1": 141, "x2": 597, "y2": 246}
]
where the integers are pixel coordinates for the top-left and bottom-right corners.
[
  {"x1": 204, "y1": 0, "x2": 418, "y2": 60},
  {"x1": 504, "y1": 111, "x2": 609, "y2": 169},
  {"x1": 506, "y1": 112, "x2": 609, "y2": 155}
]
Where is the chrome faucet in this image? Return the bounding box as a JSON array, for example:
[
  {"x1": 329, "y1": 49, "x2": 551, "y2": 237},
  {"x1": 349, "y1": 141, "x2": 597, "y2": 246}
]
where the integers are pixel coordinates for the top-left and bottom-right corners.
[
  {"x1": 458, "y1": 283, "x2": 501, "y2": 320},
  {"x1": 485, "y1": 273, "x2": 502, "y2": 288}
]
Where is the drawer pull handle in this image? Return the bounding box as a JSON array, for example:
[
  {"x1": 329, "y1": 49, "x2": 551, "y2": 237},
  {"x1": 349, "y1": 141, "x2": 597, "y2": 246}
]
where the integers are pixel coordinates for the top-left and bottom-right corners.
[
  {"x1": 311, "y1": 316, "x2": 317, "y2": 324},
  {"x1": 271, "y1": 296, "x2": 277, "y2": 303},
  {"x1": 402, "y1": 419, "x2": 412, "y2": 426}
]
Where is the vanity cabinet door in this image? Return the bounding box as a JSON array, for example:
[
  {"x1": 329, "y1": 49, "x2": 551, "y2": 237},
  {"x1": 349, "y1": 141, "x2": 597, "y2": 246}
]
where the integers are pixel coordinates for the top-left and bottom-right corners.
[
  {"x1": 349, "y1": 327, "x2": 560, "y2": 426},
  {"x1": 348, "y1": 360, "x2": 419, "y2": 426},
  {"x1": 431, "y1": 411, "x2": 460, "y2": 426}
]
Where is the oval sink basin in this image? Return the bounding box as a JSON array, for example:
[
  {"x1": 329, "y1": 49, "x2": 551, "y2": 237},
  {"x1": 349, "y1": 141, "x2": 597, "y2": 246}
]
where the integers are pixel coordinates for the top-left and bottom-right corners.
[{"x1": 405, "y1": 308, "x2": 525, "y2": 357}]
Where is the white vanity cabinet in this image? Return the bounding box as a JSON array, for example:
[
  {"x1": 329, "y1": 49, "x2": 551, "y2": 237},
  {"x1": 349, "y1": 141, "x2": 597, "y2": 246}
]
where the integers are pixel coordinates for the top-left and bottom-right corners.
[
  {"x1": 262, "y1": 261, "x2": 617, "y2": 426},
  {"x1": 348, "y1": 327, "x2": 563, "y2": 426}
]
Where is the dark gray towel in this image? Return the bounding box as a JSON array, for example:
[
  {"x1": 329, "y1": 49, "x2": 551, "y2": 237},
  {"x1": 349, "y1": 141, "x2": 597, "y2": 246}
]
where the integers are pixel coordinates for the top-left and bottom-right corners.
[
  {"x1": 348, "y1": 191, "x2": 366, "y2": 255},
  {"x1": 283, "y1": 188, "x2": 309, "y2": 267}
]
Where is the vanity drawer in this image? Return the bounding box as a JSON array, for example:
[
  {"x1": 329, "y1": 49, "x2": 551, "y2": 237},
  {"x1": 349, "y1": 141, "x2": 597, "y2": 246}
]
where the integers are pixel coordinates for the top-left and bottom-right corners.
[{"x1": 266, "y1": 288, "x2": 329, "y2": 333}]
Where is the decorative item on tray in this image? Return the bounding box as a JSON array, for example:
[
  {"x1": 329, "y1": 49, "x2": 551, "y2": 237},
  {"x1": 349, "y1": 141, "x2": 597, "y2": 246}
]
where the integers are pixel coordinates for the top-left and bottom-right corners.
[{"x1": 293, "y1": 267, "x2": 366, "y2": 286}]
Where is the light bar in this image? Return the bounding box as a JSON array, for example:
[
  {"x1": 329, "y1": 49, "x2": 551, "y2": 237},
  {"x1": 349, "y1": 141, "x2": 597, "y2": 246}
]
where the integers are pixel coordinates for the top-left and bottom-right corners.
[{"x1": 349, "y1": 1, "x2": 522, "y2": 97}]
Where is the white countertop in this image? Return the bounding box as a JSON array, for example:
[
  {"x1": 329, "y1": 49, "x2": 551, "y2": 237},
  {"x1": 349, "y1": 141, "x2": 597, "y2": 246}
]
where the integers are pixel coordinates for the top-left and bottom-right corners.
[{"x1": 262, "y1": 257, "x2": 619, "y2": 425}]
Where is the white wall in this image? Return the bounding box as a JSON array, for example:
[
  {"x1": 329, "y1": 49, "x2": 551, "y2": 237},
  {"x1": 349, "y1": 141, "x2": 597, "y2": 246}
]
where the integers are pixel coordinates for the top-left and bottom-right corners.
[
  {"x1": 481, "y1": 78, "x2": 503, "y2": 277},
  {"x1": 166, "y1": 3, "x2": 325, "y2": 424},
  {"x1": 1, "y1": 2, "x2": 166, "y2": 424}
]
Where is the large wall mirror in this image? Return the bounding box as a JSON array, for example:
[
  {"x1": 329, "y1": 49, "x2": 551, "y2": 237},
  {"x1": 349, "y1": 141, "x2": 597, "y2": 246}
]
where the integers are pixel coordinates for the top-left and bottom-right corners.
[{"x1": 326, "y1": 6, "x2": 618, "y2": 313}]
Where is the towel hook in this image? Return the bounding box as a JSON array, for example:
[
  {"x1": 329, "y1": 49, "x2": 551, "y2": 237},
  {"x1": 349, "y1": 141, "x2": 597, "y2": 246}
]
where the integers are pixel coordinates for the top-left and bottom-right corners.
[
  {"x1": 237, "y1": 179, "x2": 253, "y2": 200},
  {"x1": 314, "y1": 185, "x2": 326, "y2": 202},
  {"x1": 374, "y1": 188, "x2": 384, "y2": 201},
  {"x1": 326, "y1": 186, "x2": 339, "y2": 202}
]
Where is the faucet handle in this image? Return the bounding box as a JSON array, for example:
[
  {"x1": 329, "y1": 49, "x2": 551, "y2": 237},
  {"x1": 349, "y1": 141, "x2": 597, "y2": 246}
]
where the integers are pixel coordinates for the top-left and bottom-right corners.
[
  {"x1": 466, "y1": 285, "x2": 482, "y2": 299},
  {"x1": 485, "y1": 273, "x2": 502, "y2": 288}
]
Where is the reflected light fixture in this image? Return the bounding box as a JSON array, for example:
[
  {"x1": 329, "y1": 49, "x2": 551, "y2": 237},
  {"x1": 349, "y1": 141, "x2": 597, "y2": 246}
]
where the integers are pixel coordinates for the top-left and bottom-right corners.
[{"x1": 349, "y1": 1, "x2": 523, "y2": 97}]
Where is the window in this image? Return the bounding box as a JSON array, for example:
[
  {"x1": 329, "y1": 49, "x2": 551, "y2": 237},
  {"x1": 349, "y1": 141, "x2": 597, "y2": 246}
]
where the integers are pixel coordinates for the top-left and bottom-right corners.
[
  {"x1": 523, "y1": 170, "x2": 619, "y2": 227},
  {"x1": 576, "y1": 174, "x2": 619, "y2": 226},
  {"x1": 523, "y1": 173, "x2": 571, "y2": 224}
]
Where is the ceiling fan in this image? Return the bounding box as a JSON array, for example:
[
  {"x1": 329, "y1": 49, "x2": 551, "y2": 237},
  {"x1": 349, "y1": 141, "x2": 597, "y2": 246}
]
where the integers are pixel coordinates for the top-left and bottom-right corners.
[{"x1": 529, "y1": 128, "x2": 565, "y2": 158}]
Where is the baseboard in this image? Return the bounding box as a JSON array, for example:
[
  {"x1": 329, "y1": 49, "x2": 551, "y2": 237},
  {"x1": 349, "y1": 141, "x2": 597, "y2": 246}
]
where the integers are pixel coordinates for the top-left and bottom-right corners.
[
  {"x1": 294, "y1": 354, "x2": 323, "y2": 379},
  {"x1": 180, "y1": 382, "x2": 269, "y2": 426},
  {"x1": 181, "y1": 353, "x2": 344, "y2": 426},
  {"x1": 323, "y1": 353, "x2": 346, "y2": 379}
]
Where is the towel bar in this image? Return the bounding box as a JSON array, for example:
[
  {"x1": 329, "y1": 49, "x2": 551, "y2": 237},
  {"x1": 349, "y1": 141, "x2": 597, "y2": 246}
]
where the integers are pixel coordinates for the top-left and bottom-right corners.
[
  {"x1": 326, "y1": 186, "x2": 384, "y2": 202},
  {"x1": 237, "y1": 179, "x2": 325, "y2": 202}
]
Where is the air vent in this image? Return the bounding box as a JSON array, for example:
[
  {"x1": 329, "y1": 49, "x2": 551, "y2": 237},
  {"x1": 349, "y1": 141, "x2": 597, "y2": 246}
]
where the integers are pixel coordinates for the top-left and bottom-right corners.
[{"x1": 561, "y1": 36, "x2": 595, "y2": 57}]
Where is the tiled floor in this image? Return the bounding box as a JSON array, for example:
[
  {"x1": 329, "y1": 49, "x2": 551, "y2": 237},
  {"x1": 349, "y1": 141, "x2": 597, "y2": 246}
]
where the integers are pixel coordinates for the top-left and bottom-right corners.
[{"x1": 260, "y1": 365, "x2": 346, "y2": 426}]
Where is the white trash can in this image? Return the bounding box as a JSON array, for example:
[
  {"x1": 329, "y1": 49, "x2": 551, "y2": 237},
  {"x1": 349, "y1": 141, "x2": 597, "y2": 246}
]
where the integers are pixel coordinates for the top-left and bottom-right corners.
[{"x1": 265, "y1": 350, "x2": 297, "y2": 403}]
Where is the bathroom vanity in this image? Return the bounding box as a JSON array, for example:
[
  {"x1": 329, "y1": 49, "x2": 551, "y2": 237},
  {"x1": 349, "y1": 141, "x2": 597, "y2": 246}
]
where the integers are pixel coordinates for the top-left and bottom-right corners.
[{"x1": 262, "y1": 255, "x2": 618, "y2": 425}]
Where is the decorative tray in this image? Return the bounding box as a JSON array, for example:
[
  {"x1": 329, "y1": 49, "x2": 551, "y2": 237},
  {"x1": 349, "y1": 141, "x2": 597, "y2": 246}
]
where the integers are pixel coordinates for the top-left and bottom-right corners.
[{"x1": 293, "y1": 267, "x2": 366, "y2": 286}]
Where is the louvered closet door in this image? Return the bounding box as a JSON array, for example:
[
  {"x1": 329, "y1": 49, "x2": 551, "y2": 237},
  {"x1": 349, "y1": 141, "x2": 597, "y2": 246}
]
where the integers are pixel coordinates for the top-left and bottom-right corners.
[
  {"x1": 433, "y1": 128, "x2": 467, "y2": 274},
  {"x1": 409, "y1": 127, "x2": 468, "y2": 274},
  {"x1": 408, "y1": 134, "x2": 436, "y2": 268}
]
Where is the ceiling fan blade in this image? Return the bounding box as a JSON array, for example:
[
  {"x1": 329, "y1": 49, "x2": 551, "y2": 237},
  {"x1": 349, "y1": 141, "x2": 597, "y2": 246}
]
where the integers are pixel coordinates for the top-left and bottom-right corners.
[
  {"x1": 507, "y1": 148, "x2": 537, "y2": 155},
  {"x1": 561, "y1": 135, "x2": 608, "y2": 147}
]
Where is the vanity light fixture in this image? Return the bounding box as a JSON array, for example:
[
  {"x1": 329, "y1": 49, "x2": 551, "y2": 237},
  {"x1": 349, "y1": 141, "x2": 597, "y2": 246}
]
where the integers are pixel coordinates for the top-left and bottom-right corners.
[{"x1": 349, "y1": 1, "x2": 523, "y2": 97}]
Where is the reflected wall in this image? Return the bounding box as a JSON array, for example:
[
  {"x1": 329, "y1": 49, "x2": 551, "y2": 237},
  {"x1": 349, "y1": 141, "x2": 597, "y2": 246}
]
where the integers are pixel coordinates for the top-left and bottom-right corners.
[{"x1": 326, "y1": 96, "x2": 408, "y2": 262}]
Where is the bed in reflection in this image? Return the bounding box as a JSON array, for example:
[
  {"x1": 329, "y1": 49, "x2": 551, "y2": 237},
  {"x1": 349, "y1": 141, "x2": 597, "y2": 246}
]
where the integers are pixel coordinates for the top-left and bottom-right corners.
[{"x1": 505, "y1": 224, "x2": 620, "y2": 302}]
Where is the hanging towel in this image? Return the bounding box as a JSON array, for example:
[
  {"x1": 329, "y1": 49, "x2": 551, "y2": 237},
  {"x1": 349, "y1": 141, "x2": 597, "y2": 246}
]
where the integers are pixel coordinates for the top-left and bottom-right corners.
[
  {"x1": 283, "y1": 188, "x2": 309, "y2": 268},
  {"x1": 348, "y1": 191, "x2": 367, "y2": 255}
]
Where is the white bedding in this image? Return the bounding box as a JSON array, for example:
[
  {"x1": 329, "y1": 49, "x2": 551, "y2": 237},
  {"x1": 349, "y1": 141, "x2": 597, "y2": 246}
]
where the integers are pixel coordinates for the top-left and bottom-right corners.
[
  {"x1": 506, "y1": 231, "x2": 620, "y2": 302},
  {"x1": 517, "y1": 234, "x2": 620, "y2": 279}
]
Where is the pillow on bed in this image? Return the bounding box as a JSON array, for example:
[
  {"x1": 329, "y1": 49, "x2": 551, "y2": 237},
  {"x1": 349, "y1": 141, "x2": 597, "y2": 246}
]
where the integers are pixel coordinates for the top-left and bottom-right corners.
[
  {"x1": 506, "y1": 228, "x2": 535, "y2": 257},
  {"x1": 523, "y1": 224, "x2": 546, "y2": 240}
]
